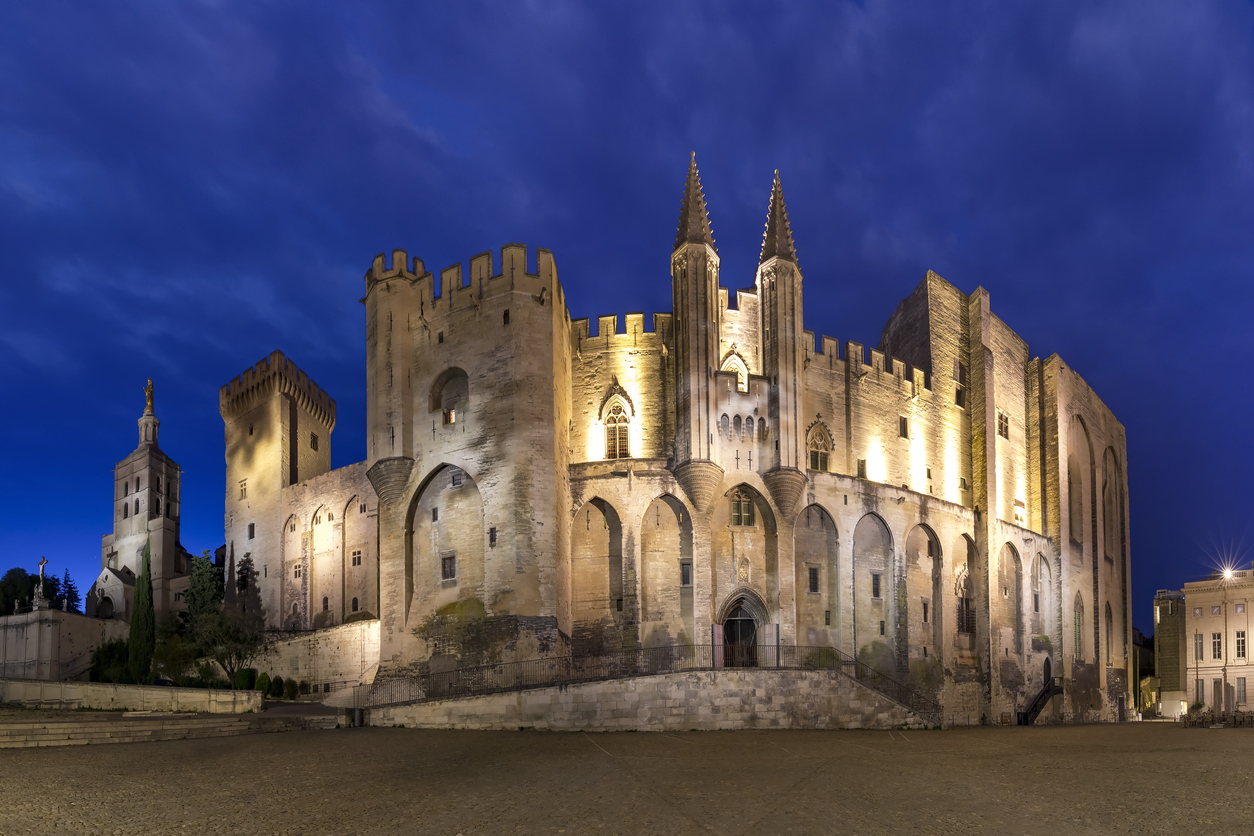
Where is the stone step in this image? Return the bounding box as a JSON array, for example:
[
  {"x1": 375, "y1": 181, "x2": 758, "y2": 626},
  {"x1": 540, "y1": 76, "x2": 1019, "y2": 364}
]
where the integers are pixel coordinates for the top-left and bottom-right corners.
[{"x1": 0, "y1": 715, "x2": 320, "y2": 748}]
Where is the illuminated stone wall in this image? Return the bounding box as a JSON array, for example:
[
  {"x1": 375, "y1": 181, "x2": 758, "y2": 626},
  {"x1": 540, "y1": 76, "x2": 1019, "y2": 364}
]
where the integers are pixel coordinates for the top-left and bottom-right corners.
[{"x1": 219, "y1": 189, "x2": 1132, "y2": 725}]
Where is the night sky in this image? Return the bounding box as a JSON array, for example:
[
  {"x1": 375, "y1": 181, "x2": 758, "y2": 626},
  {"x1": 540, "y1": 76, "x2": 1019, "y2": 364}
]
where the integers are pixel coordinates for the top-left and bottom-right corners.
[{"x1": 4, "y1": 2, "x2": 1252, "y2": 633}]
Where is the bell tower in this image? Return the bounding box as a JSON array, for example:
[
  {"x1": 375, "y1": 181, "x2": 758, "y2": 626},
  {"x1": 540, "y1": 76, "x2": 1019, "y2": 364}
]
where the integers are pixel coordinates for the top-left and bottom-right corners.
[
  {"x1": 92, "y1": 379, "x2": 189, "y2": 620},
  {"x1": 670, "y1": 153, "x2": 725, "y2": 514}
]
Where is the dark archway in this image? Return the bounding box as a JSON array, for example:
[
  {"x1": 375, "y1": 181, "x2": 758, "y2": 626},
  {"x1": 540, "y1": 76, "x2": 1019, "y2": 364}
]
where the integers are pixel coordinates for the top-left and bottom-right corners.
[
  {"x1": 723, "y1": 603, "x2": 758, "y2": 667},
  {"x1": 97, "y1": 597, "x2": 114, "y2": 619},
  {"x1": 1044, "y1": 656, "x2": 1052, "y2": 685}
]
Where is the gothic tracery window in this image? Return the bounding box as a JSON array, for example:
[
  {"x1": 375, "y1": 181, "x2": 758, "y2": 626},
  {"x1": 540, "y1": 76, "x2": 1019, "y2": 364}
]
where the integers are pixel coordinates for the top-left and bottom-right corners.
[
  {"x1": 730, "y1": 488, "x2": 755, "y2": 526},
  {"x1": 808, "y1": 426, "x2": 831, "y2": 472},
  {"x1": 605, "y1": 403, "x2": 630, "y2": 459}
]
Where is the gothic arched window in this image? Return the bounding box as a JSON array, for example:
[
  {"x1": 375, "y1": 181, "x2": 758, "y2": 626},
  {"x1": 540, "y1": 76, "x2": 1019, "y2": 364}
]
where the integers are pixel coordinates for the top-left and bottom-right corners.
[
  {"x1": 730, "y1": 488, "x2": 755, "y2": 527},
  {"x1": 1074, "y1": 594, "x2": 1085, "y2": 662},
  {"x1": 808, "y1": 426, "x2": 832, "y2": 472},
  {"x1": 721, "y1": 354, "x2": 748, "y2": 392},
  {"x1": 605, "y1": 403, "x2": 630, "y2": 459}
]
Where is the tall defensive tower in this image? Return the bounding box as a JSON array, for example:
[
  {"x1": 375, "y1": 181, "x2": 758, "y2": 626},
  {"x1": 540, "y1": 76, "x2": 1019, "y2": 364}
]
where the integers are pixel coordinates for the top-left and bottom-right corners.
[
  {"x1": 670, "y1": 153, "x2": 725, "y2": 514},
  {"x1": 220, "y1": 351, "x2": 335, "y2": 626},
  {"x1": 756, "y1": 172, "x2": 808, "y2": 519}
]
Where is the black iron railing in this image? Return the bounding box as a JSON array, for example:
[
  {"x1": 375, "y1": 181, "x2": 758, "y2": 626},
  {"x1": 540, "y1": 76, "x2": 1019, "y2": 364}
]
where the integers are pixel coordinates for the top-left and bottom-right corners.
[{"x1": 365, "y1": 643, "x2": 940, "y2": 722}]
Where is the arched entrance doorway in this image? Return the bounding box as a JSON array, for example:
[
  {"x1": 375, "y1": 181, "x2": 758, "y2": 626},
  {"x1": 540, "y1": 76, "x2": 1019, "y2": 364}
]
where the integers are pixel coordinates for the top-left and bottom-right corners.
[
  {"x1": 1043, "y1": 657, "x2": 1052, "y2": 685},
  {"x1": 724, "y1": 604, "x2": 757, "y2": 667},
  {"x1": 97, "y1": 597, "x2": 114, "y2": 619}
]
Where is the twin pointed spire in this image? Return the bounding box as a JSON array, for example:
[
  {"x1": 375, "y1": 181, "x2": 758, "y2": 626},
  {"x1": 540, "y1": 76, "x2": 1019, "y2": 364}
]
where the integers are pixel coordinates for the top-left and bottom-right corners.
[
  {"x1": 674, "y1": 152, "x2": 716, "y2": 251},
  {"x1": 674, "y1": 154, "x2": 797, "y2": 264},
  {"x1": 759, "y1": 169, "x2": 797, "y2": 265}
]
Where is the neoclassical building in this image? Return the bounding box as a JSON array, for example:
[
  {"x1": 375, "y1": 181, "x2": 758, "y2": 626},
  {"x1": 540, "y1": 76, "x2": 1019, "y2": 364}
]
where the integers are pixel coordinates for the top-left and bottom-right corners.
[{"x1": 221, "y1": 155, "x2": 1132, "y2": 722}]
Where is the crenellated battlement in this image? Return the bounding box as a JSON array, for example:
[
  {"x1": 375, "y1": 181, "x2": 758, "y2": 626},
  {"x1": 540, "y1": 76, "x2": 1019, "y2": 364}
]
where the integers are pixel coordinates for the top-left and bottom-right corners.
[
  {"x1": 570, "y1": 312, "x2": 673, "y2": 354},
  {"x1": 219, "y1": 350, "x2": 336, "y2": 428},
  {"x1": 364, "y1": 244, "x2": 566, "y2": 314}
]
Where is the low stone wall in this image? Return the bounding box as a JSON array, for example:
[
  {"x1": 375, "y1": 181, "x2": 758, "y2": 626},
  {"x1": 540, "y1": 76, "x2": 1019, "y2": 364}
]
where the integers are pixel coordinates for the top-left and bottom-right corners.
[
  {"x1": 260, "y1": 619, "x2": 379, "y2": 686},
  {"x1": 0, "y1": 678, "x2": 264, "y2": 714},
  {"x1": 370, "y1": 669, "x2": 931, "y2": 731},
  {"x1": 0, "y1": 611, "x2": 128, "y2": 681}
]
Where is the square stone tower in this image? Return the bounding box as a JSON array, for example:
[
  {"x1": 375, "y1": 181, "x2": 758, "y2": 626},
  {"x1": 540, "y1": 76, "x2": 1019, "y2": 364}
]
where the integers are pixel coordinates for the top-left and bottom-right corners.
[{"x1": 91, "y1": 380, "x2": 191, "y2": 620}]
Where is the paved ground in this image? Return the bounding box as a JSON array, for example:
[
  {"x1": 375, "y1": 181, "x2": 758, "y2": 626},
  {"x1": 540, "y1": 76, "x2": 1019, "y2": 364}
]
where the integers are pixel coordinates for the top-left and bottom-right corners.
[{"x1": 0, "y1": 721, "x2": 1247, "y2": 835}]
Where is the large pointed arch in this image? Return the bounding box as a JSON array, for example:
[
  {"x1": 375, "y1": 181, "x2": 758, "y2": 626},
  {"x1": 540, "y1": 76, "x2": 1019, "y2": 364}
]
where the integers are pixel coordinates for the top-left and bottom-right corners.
[
  {"x1": 795, "y1": 503, "x2": 839, "y2": 645},
  {"x1": 570, "y1": 496, "x2": 625, "y2": 654},
  {"x1": 640, "y1": 493, "x2": 694, "y2": 647}
]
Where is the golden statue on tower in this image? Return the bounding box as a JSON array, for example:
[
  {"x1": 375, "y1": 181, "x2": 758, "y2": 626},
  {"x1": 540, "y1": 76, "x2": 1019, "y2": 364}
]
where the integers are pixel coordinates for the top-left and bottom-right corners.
[{"x1": 144, "y1": 378, "x2": 154, "y2": 411}]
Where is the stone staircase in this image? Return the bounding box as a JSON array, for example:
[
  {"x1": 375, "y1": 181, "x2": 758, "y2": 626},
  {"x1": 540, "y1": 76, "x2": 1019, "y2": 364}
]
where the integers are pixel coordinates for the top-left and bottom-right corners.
[{"x1": 0, "y1": 711, "x2": 338, "y2": 749}]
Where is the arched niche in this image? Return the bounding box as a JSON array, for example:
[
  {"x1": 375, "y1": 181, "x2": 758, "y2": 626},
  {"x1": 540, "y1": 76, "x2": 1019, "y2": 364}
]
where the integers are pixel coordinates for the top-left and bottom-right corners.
[
  {"x1": 1102, "y1": 446, "x2": 1126, "y2": 666},
  {"x1": 853, "y1": 513, "x2": 895, "y2": 671},
  {"x1": 795, "y1": 504, "x2": 838, "y2": 646},
  {"x1": 342, "y1": 494, "x2": 375, "y2": 620},
  {"x1": 639, "y1": 494, "x2": 694, "y2": 647},
  {"x1": 997, "y1": 542, "x2": 1024, "y2": 658},
  {"x1": 904, "y1": 524, "x2": 941, "y2": 665},
  {"x1": 710, "y1": 484, "x2": 777, "y2": 624},
  {"x1": 405, "y1": 464, "x2": 485, "y2": 635},
  {"x1": 1031, "y1": 553, "x2": 1053, "y2": 639},
  {"x1": 570, "y1": 497, "x2": 624, "y2": 654},
  {"x1": 429, "y1": 367, "x2": 469, "y2": 420},
  {"x1": 310, "y1": 504, "x2": 337, "y2": 629},
  {"x1": 951, "y1": 534, "x2": 978, "y2": 663},
  {"x1": 1067, "y1": 416, "x2": 1094, "y2": 564}
]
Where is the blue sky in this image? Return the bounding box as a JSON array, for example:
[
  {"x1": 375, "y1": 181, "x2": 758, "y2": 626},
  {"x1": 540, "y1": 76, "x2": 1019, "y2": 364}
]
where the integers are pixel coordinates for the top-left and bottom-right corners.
[{"x1": 4, "y1": 1, "x2": 1254, "y2": 632}]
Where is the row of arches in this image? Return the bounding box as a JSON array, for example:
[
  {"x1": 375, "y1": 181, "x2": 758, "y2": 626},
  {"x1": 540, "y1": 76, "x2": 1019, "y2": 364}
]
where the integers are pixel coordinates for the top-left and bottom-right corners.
[
  {"x1": 279, "y1": 493, "x2": 375, "y2": 630},
  {"x1": 566, "y1": 482, "x2": 1062, "y2": 684}
]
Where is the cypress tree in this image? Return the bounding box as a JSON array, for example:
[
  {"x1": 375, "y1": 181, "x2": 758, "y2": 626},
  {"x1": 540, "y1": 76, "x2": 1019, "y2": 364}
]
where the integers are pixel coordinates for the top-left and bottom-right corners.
[
  {"x1": 61, "y1": 569, "x2": 82, "y2": 614},
  {"x1": 129, "y1": 539, "x2": 156, "y2": 683}
]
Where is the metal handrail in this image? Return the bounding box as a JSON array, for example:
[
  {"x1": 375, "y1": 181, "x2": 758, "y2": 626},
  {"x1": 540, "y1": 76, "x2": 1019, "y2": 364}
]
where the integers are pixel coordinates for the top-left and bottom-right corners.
[{"x1": 365, "y1": 643, "x2": 941, "y2": 721}]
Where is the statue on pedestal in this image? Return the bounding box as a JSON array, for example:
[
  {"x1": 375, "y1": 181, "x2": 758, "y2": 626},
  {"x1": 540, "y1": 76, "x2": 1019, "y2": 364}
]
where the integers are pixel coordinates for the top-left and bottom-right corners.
[{"x1": 31, "y1": 556, "x2": 49, "y2": 611}]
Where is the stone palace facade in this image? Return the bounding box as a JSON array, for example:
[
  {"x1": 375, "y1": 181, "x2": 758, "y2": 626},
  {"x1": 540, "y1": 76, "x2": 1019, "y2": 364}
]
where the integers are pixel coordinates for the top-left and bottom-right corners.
[{"x1": 220, "y1": 156, "x2": 1132, "y2": 722}]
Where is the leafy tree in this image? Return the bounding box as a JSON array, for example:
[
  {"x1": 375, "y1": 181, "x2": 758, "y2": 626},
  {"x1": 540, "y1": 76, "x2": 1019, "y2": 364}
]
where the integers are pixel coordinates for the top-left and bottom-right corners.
[
  {"x1": 60, "y1": 568, "x2": 82, "y2": 614},
  {"x1": 153, "y1": 613, "x2": 198, "y2": 682},
  {"x1": 255, "y1": 672, "x2": 271, "y2": 694},
  {"x1": 128, "y1": 539, "x2": 156, "y2": 683},
  {"x1": 89, "y1": 637, "x2": 132, "y2": 683},
  {"x1": 184, "y1": 550, "x2": 222, "y2": 623},
  {"x1": 0, "y1": 567, "x2": 34, "y2": 615},
  {"x1": 197, "y1": 604, "x2": 268, "y2": 689}
]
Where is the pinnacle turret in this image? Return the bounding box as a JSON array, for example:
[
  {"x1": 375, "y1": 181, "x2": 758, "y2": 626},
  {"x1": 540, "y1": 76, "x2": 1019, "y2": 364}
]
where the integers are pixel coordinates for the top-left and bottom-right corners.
[
  {"x1": 674, "y1": 152, "x2": 716, "y2": 251},
  {"x1": 759, "y1": 170, "x2": 797, "y2": 264}
]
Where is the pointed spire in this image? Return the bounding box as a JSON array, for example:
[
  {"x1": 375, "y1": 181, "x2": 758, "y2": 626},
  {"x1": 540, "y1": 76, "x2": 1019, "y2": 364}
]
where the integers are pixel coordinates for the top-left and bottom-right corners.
[
  {"x1": 759, "y1": 170, "x2": 797, "y2": 264},
  {"x1": 675, "y1": 151, "x2": 716, "y2": 251}
]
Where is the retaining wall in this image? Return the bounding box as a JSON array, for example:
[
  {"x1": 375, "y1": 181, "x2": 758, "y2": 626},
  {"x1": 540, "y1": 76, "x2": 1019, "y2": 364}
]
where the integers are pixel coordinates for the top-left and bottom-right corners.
[
  {"x1": 0, "y1": 678, "x2": 264, "y2": 714},
  {"x1": 370, "y1": 669, "x2": 931, "y2": 731}
]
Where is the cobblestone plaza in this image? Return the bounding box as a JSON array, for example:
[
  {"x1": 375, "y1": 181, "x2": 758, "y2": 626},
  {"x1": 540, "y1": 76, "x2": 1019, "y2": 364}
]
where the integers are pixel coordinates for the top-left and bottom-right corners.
[{"x1": 0, "y1": 723, "x2": 1241, "y2": 835}]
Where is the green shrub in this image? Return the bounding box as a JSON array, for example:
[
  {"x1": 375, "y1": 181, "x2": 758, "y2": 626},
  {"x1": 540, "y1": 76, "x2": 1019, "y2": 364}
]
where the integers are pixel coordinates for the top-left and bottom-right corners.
[
  {"x1": 234, "y1": 667, "x2": 257, "y2": 690},
  {"x1": 270, "y1": 675, "x2": 285, "y2": 698},
  {"x1": 299, "y1": 680, "x2": 310, "y2": 695},
  {"x1": 89, "y1": 637, "x2": 132, "y2": 684},
  {"x1": 255, "y1": 672, "x2": 271, "y2": 694},
  {"x1": 283, "y1": 678, "x2": 298, "y2": 700},
  {"x1": 802, "y1": 647, "x2": 841, "y2": 669}
]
